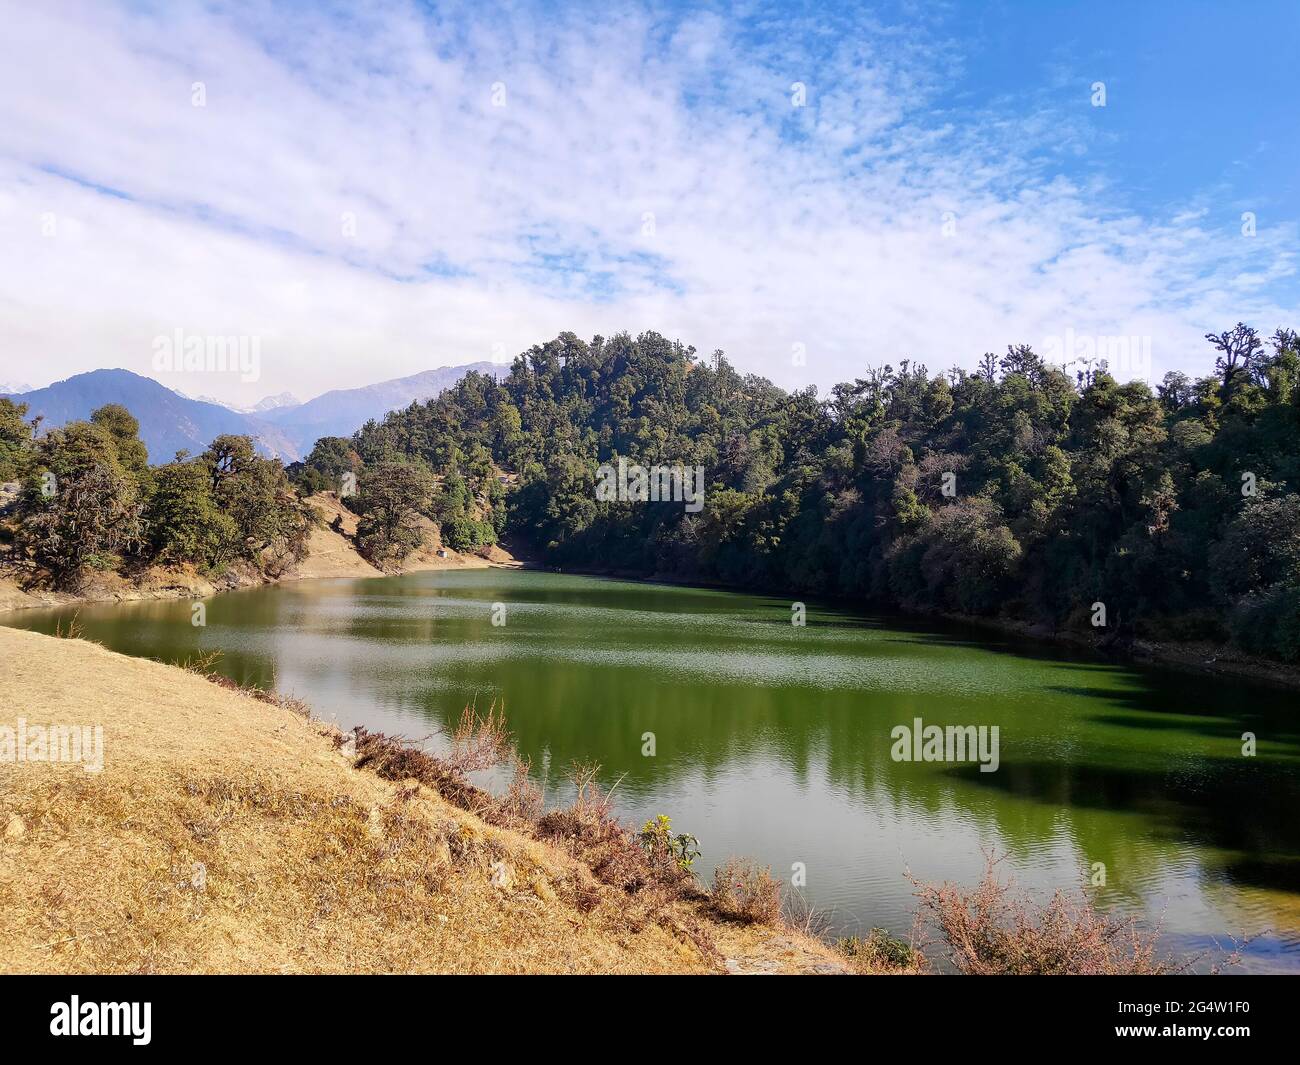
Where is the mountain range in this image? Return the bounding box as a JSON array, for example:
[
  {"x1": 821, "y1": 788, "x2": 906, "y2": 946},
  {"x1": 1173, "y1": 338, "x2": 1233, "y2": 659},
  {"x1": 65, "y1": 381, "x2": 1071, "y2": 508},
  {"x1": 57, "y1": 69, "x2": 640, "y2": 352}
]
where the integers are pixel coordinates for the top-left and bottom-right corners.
[
  {"x1": 0, "y1": 362, "x2": 500, "y2": 463},
  {"x1": 255, "y1": 363, "x2": 500, "y2": 452},
  {"x1": 194, "y1": 391, "x2": 300, "y2": 414}
]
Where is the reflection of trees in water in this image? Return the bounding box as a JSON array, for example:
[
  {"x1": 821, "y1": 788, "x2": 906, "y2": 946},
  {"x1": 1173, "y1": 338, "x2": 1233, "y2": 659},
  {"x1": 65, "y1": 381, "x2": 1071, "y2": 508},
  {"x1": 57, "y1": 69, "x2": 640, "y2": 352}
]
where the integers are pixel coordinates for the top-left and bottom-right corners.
[
  {"x1": 15, "y1": 578, "x2": 1300, "y2": 929},
  {"x1": 410, "y1": 647, "x2": 1300, "y2": 903}
]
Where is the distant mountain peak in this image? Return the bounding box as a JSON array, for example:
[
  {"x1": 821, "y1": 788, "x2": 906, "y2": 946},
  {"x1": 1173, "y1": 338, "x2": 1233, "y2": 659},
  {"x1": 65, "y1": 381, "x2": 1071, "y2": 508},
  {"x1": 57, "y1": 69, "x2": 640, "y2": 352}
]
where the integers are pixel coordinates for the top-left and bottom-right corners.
[
  {"x1": 8, "y1": 362, "x2": 498, "y2": 464},
  {"x1": 11, "y1": 368, "x2": 300, "y2": 462},
  {"x1": 260, "y1": 362, "x2": 503, "y2": 450},
  {"x1": 252, "y1": 391, "x2": 300, "y2": 412}
]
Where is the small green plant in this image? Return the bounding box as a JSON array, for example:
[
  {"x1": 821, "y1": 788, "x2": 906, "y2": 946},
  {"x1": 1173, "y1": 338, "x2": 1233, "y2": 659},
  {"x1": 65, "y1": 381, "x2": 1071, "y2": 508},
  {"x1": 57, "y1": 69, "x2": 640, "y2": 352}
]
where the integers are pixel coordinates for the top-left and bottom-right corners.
[{"x1": 639, "y1": 814, "x2": 700, "y2": 870}]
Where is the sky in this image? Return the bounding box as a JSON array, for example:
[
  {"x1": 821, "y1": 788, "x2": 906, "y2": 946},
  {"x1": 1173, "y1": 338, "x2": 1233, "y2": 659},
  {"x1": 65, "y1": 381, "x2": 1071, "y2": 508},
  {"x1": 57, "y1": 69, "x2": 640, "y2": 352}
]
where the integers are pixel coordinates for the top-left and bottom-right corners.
[{"x1": 0, "y1": 0, "x2": 1296, "y2": 404}]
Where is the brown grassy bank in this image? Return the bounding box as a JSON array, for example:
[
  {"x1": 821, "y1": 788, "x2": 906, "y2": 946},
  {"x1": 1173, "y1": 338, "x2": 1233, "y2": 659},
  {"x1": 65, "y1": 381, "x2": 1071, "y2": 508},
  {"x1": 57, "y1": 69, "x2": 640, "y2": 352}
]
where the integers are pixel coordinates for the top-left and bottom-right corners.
[
  {"x1": 0, "y1": 627, "x2": 1197, "y2": 975},
  {"x1": 0, "y1": 626, "x2": 846, "y2": 974}
]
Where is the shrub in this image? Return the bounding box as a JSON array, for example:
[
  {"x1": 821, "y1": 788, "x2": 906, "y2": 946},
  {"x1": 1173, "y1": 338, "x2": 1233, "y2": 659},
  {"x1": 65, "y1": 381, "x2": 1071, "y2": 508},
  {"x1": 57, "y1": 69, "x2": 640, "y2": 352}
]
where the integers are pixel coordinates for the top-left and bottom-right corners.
[
  {"x1": 485, "y1": 756, "x2": 544, "y2": 827},
  {"x1": 837, "y1": 928, "x2": 922, "y2": 973},
  {"x1": 910, "y1": 854, "x2": 1175, "y2": 975},
  {"x1": 538, "y1": 763, "x2": 695, "y2": 900},
  {"x1": 443, "y1": 515, "x2": 496, "y2": 552},
  {"x1": 347, "y1": 725, "x2": 484, "y2": 811},
  {"x1": 1229, "y1": 583, "x2": 1300, "y2": 662},
  {"x1": 537, "y1": 763, "x2": 646, "y2": 891},
  {"x1": 446, "y1": 704, "x2": 512, "y2": 775},
  {"x1": 710, "y1": 857, "x2": 781, "y2": 925}
]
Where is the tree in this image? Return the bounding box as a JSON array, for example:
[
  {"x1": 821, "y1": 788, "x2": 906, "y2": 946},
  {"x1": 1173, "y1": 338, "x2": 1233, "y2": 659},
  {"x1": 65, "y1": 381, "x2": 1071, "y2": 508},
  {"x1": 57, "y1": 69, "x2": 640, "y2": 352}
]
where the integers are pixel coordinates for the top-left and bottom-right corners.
[
  {"x1": 91, "y1": 404, "x2": 149, "y2": 484},
  {"x1": 254, "y1": 320, "x2": 1300, "y2": 660},
  {"x1": 203, "y1": 434, "x2": 258, "y2": 492},
  {"x1": 0, "y1": 398, "x2": 34, "y2": 481},
  {"x1": 1209, "y1": 496, "x2": 1300, "y2": 603},
  {"x1": 443, "y1": 515, "x2": 497, "y2": 553},
  {"x1": 1157, "y1": 371, "x2": 1194, "y2": 412},
  {"x1": 291, "y1": 436, "x2": 361, "y2": 496},
  {"x1": 145, "y1": 459, "x2": 237, "y2": 566},
  {"x1": 999, "y1": 344, "x2": 1045, "y2": 384},
  {"x1": 17, "y1": 421, "x2": 144, "y2": 587},
  {"x1": 354, "y1": 461, "x2": 433, "y2": 564},
  {"x1": 200, "y1": 435, "x2": 310, "y2": 573},
  {"x1": 1205, "y1": 323, "x2": 1263, "y2": 392}
]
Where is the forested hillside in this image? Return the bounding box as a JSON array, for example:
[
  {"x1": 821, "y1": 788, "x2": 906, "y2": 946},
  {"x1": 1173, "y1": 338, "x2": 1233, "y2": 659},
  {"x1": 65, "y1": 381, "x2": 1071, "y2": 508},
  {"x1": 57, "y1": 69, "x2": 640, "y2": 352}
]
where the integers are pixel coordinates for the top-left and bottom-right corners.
[
  {"x1": 335, "y1": 324, "x2": 1300, "y2": 660},
  {"x1": 5, "y1": 323, "x2": 1299, "y2": 662}
]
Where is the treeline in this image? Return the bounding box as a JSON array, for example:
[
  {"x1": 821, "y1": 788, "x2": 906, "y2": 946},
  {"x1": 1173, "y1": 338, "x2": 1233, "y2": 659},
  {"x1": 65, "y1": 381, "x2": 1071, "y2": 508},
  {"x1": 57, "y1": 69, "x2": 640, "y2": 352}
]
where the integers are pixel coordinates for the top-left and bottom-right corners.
[
  {"x1": 0, "y1": 403, "x2": 311, "y2": 587},
  {"x1": 6, "y1": 323, "x2": 1298, "y2": 662},
  {"x1": 340, "y1": 324, "x2": 1300, "y2": 661},
  {"x1": 0, "y1": 394, "x2": 503, "y2": 586}
]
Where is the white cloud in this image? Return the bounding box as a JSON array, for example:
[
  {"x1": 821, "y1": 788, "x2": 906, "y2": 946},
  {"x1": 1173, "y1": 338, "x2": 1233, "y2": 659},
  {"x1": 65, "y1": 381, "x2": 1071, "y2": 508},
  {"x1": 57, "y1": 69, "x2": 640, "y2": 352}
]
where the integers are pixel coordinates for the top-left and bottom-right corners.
[{"x1": 0, "y1": 0, "x2": 1294, "y2": 404}]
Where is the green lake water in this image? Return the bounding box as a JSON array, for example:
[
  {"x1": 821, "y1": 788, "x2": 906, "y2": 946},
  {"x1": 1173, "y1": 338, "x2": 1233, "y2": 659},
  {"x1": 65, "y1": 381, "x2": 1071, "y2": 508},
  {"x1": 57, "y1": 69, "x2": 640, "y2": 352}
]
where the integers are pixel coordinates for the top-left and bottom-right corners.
[{"x1": 4, "y1": 569, "x2": 1298, "y2": 971}]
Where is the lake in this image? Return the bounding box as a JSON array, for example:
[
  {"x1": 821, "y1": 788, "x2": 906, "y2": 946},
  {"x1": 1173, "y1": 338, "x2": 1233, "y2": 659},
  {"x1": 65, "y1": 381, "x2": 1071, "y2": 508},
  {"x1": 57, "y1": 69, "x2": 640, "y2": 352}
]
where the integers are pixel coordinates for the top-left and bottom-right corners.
[{"x1": 4, "y1": 568, "x2": 1299, "y2": 971}]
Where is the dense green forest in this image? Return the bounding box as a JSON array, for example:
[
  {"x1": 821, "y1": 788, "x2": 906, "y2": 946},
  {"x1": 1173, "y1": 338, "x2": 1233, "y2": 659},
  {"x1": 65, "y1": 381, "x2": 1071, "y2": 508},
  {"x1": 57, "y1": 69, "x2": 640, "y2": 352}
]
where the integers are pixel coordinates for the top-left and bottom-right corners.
[
  {"x1": 0, "y1": 402, "x2": 313, "y2": 581},
  {"x1": 0, "y1": 401, "x2": 498, "y2": 581},
  {"x1": 335, "y1": 322, "x2": 1300, "y2": 661},
  {"x1": 4, "y1": 321, "x2": 1299, "y2": 662}
]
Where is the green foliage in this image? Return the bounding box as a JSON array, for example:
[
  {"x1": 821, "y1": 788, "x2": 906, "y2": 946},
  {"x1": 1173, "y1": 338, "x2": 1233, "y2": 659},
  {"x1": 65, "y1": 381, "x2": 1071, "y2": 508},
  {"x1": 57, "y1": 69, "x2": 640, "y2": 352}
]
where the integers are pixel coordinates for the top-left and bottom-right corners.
[
  {"x1": 11, "y1": 320, "x2": 1300, "y2": 665},
  {"x1": 1229, "y1": 583, "x2": 1300, "y2": 663},
  {"x1": 1208, "y1": 496, "x2": 1300, "y2": 602},
  {"x1": 346, "y1": 325, "x2": 1300, "y2": 661},
  {"x1": 0, "y1": 397, "x2": 34, "y2": 482},
  {"x1": 6, "y1": 411, "x2": 306, "y2": 584},
  {"x1": 145, "y1": 459, "x2": 237, "y2": 567},
  {"x1": 16, "y1": 421, "x2": 144, "y2": 588},
  {"x1": 354, "y1": 460, "x2": 433, "y2": 565},
  {"x1": 638, "y1": 814, "x2": 700, "y2": 870},
  {"x1": 91, "y1": 403, "x2": 150, "y2": 484},
  {"x1": 200, "y1": 434, "x2": 311, "y2": 575},
  {"x1": 837, "y1": 928, "x2": 917, "y2": 971},
  {"x1": 442, "y1": 514, "x2": 496, "y2": 553},
  {"x1": 289, "y1": 436, "x2": 360, "y2": 496}
]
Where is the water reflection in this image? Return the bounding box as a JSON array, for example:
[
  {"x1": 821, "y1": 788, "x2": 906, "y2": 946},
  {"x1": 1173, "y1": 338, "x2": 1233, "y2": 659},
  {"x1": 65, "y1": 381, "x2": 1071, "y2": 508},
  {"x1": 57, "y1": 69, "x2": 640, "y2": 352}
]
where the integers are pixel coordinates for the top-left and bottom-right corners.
[{"x1": 4, "y1": 569, "x2": 1298, "y2": 970}]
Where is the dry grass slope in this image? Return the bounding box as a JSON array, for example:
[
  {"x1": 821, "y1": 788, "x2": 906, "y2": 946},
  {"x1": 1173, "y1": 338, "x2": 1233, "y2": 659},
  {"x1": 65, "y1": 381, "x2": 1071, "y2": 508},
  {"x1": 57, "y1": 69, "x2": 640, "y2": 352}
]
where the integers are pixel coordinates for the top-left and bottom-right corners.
[{"x1": 0, "y1": 626, "x2": 846, "y2": 974}]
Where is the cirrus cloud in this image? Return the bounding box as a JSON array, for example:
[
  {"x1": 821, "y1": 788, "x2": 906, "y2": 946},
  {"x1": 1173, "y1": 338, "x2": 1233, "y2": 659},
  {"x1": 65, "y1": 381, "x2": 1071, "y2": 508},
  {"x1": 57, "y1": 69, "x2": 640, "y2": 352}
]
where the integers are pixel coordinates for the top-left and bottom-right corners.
[{"x1": 0, "y1": 0, "x2": 1294, "y2": 403}]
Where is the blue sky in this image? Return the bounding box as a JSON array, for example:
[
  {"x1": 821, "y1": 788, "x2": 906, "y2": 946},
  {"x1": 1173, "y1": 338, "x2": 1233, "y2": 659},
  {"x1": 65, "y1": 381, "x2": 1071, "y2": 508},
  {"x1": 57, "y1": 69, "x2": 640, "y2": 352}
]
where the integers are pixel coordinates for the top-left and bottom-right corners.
[
  {"x1": 950, "y1": 0, "x2": 1298, "y2": 209},
  {"x1": 0, "y1": 0, "x2": 1295, "y2": 402}
]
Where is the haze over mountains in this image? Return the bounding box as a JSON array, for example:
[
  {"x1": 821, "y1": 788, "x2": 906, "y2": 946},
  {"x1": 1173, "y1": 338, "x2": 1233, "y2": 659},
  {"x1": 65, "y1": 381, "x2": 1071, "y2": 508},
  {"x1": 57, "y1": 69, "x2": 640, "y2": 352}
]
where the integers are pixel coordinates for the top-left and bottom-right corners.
[
  {"x1": 254, "y1": 363, "x2": 500, "y2": 452},
  {"x1": 194, "y1": 391, "x2": 300, "y2": 415},
  {"x1": 1, "y1": 362, "x2": 500, "y2": 463}
]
